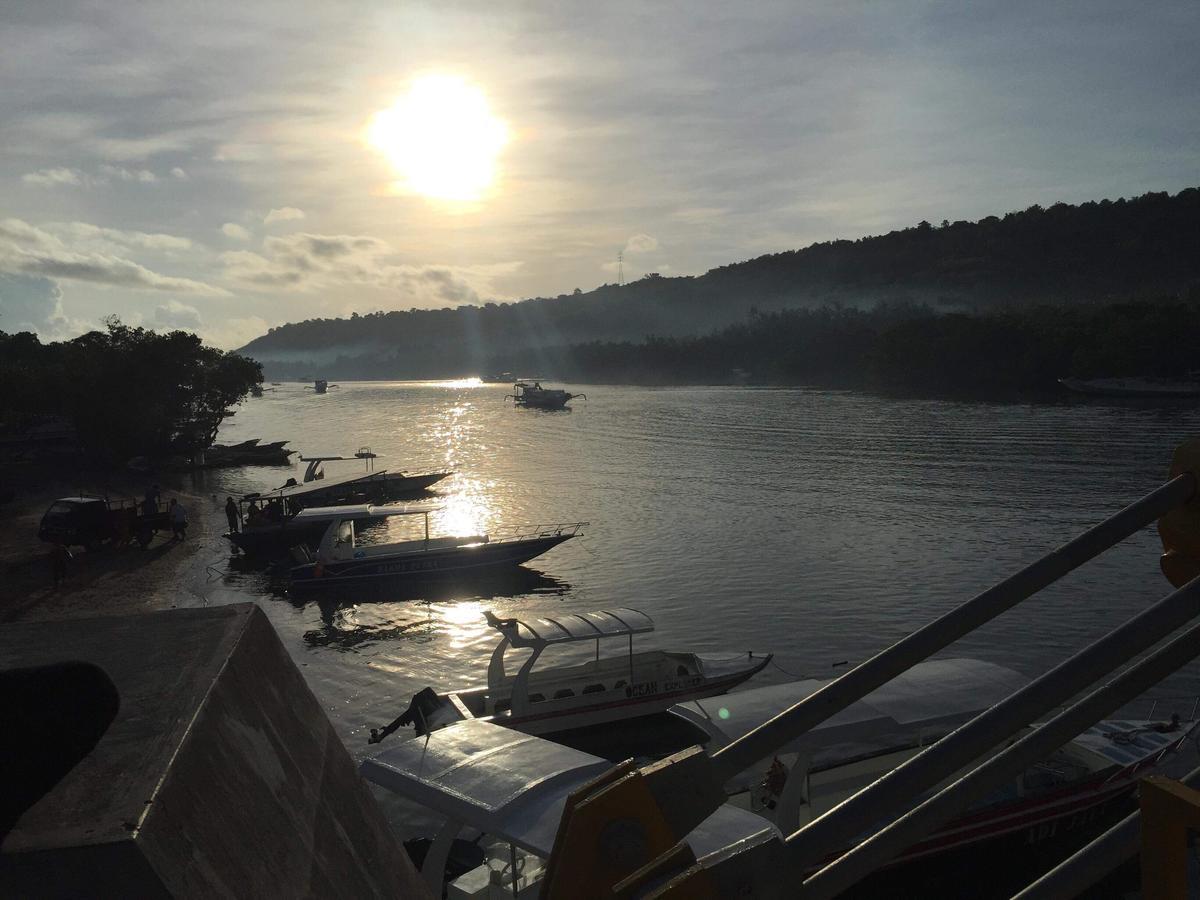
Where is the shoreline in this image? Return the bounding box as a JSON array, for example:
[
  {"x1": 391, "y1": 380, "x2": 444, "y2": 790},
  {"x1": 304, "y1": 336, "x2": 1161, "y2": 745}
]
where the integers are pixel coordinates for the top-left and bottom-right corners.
[{"x1": 0, "y1": 464, "x2": 228, "y2": 624}]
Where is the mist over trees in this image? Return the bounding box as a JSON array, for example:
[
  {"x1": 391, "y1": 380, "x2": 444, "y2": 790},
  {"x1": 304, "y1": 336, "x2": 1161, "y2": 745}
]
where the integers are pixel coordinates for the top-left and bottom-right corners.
[
  {"x1": 539, "y1": 296, "x2": 1200, "y2": 394},
  {"x1": 239, "y1": 187, "x2": 1200, "y2": 383},
  {"x1": 0, "y1": 319, "x2": 262, "y2": 463}
]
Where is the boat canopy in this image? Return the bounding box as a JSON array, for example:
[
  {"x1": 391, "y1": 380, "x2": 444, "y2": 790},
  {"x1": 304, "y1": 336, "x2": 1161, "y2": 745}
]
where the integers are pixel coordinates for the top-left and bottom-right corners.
[
  {"x1": 672, "y1": 657, "x2": 1029, "y2": 787},
  {"x1": 360, "y1": 718, "x2": 778, "y2": 860},
  {"x1": 292, "y1": 504, "x2": 379, "y2": 520},
  {"x1": 485, "y1": 607, "x2": 654, "y2": 648}
]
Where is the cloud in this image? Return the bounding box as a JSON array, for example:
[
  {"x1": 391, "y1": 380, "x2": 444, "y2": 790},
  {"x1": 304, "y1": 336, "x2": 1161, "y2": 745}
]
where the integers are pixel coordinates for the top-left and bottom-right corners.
[
  {"x1": 46, "y1": 222, "x2": 192, "y2": 252},
  {"x1": 264, "y1": 207, "x2": 305, "y2": 225},
  {"x1": 220, "y1": 230, "x2": 521, "y2": 306},
  {"x1": 19, "y1": 165, "x2": 176, "y2": 189},
  {"x1": 0, "y1": 273, "x2": 72, "y2": 337},
  {"x1": 152, "y1": 299, "x2": 203, "y2": 329},
  {"x1": 221, "y1": 222, "x2": 252, "y2": 241},
  {"x1": 99, "y1": 164, "x2": 157, "y2": 184},
  {"x1": 21, "y1": 167, "x2": 84, "y2": 187},
  {"x1": 623, "y1": 233, "x2": 659, "y2": 254},
  {"x1": 0, "y1": 217, "x2": 226, "y2": 296}
]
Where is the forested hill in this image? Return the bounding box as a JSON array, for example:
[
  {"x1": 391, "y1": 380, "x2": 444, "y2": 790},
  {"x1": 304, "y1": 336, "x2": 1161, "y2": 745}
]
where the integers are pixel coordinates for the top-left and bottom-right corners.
[{"x1": 238, "y1": 187, "x2": 1200, "y2": 379}]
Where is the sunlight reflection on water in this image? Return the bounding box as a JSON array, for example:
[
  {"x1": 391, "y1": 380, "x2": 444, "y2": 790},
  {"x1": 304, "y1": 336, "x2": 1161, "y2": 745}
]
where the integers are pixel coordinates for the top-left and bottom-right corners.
[{"x1": 201, "y1": 380, "x2": 1200, "y2": 822}]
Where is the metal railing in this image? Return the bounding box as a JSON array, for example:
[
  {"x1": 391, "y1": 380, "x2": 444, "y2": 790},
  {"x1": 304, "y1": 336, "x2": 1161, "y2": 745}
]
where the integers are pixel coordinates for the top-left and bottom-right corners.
[
  {"x1": 674, "y1": 469, "x2": 1200, "y2": 898},
  {"x1": 486, "y1": 522, "x2": 588, "y2": 543}
]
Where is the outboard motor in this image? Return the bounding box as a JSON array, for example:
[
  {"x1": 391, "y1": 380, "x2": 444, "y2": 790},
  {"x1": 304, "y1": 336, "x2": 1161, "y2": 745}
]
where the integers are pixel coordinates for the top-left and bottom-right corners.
[{"x1": 368, "y1": 687, "x2": 465, "y2": 743}]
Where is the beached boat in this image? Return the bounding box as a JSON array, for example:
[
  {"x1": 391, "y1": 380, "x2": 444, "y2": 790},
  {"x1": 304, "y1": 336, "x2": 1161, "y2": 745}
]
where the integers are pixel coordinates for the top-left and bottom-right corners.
[
  {"x1": 368, "y1": 608, "x2": 772, "y2": 742},
  {"x1": 225, "y1": 502, "x2": 397, "y2": 555},
  {"x1": 289, "y1": 505, "x2": 584, "y2": 588},
  {"x1": 247, "y1": 450, "x2": 452, "y2": 509},
  {"x1": 671, "y1": 658, "x2": 1198, "y2": 881},
  {"x1": 1058, "y1": 376, "x2": 1200, "y2": 397},
  {"x1": 360, "y1": 718, "x2": 779, "y2": 898},
  {"x1": 506, "y1": 381, "x2": 586, "y2": 409}
]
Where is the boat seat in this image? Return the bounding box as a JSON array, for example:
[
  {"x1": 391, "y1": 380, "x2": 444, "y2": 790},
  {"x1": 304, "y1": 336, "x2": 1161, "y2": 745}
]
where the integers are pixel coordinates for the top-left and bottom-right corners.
[
  {"x1": 553, "y1": 689, "x2": 575, "y2": 700},
  {"x1": 582, "y1": 684, "x2": 605, "y2": 694},
  {"x1": 528, "y1": 693, "x2": 545, "y2": 704}
]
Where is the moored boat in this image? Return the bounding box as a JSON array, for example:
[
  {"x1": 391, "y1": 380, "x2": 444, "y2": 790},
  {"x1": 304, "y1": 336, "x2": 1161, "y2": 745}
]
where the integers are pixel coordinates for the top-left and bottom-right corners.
[
  {"x1": 368, "y1": 607, "x2": 772, "y2": 742},
  {"x1": 225, "y1": 502, "x2": 396, "y2": 555},
  {"x1": 289, "y1": 506, "x2": 584, "y2": 588},
  {"x1": 506, "y1": 381, "x2": 586, "y2": 409},
  {"x1": 247, "y1": 449, "x2": 452, "y2": 509},
  {"x1": 360, "y1": 718, "x2": 779, "y2": 898},
  {"x1": 670, "y1": 658, "x2": 1197, "y2": 884}
]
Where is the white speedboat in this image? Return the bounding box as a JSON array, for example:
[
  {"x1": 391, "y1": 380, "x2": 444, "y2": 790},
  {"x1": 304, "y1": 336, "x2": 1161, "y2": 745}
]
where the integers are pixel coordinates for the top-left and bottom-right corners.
[
  {"x1": 360, "y1": 718, "x2": 779, "y2": 898},
  {"x1": 368, "y1": 607, "x2": 772, "y2": 741},
  {"x1": 290, "y1": 506, "x2": 584, "y2": 589},
  {"x1": 671, "y1": 658, "x2": 1197, "y2": 883}
]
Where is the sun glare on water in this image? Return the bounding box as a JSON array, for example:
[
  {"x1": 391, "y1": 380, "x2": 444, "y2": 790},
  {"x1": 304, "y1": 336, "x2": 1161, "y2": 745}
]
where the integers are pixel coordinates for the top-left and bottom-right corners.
[{"x1": 368, "y1": 74, "x2": 509, "y2": 203}]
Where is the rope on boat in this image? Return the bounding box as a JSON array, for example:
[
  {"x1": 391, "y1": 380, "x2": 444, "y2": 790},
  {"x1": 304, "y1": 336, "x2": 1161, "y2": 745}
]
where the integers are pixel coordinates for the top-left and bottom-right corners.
[{"x1": 769, "y1": 658, "x2": 849, "y2": 680}]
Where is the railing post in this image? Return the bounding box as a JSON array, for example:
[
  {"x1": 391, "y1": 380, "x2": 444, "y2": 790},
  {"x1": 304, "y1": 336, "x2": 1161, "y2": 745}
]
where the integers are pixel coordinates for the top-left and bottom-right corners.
[
  {"x1": 1140, "y1": 776, "x2": 1200, "y2": 900},
  {"x1": 797, "y1": 585, "x2": 1200, "y2": 898},
  {"x1": 712, "y1": 473, "x2": 1197, "y2": 784}
]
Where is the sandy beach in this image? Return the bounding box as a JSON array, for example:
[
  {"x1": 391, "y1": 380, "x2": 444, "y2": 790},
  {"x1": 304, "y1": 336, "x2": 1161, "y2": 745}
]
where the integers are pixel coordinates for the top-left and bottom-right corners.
[{"x1": 0, "y1": 465, "x2": 224, "y2": 625}]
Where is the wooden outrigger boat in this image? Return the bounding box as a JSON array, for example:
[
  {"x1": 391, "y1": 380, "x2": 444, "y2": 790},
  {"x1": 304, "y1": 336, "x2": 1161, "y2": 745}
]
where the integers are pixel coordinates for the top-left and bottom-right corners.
[
  {"x1": 368, "y1": 607, "x2": 772, "y2": 742},
  {"x1": 505, "y1": 381, "x2": 585, "y2": 409},
  {"x1": 290, "y1": 506, "x2": 584, "y2": 589}
]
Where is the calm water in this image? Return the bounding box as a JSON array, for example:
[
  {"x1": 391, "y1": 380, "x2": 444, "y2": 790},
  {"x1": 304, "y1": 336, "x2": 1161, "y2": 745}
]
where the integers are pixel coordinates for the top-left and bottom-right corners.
[{"x1": 187, "y1": 382, "x2": 1200, "y2": 826}]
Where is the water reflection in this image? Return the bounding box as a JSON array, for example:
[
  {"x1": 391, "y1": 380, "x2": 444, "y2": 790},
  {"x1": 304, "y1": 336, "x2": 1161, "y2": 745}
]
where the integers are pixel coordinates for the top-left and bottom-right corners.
[{"x1": 298, "y1": 567, "x2": 571, "y2": 651}]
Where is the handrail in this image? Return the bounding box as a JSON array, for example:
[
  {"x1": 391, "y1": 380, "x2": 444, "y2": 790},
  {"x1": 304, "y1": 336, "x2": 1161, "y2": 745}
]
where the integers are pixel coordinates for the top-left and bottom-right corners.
[
  {"x1": 1012, "y1": 760, "x2": 1200, "y2": 900},
  {"x1": 799, "y1": 575, "x2": 1200, "y2": 898},
  {"x1": 712, "y1": 473, "x2": 1196, "y2": 784},
  {"x1": 786, "y1": 567, "x2": 1200, "y2": 885}
]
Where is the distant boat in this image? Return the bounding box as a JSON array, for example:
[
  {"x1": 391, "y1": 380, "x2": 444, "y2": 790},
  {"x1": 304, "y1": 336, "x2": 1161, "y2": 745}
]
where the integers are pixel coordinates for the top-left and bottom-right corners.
[
  {"x1": 1058, "y1": 376, "x2": 1200, "y2": 398},
  {"x1": 506, "y1": 381, "x2": 586, "y2": 409}
]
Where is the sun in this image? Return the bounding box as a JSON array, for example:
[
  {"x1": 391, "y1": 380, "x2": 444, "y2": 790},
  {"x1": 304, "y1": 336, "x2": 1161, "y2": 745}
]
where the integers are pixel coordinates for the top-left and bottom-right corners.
[{"x1": 368, "y1": 74, "x2": 509, "y2": 203}]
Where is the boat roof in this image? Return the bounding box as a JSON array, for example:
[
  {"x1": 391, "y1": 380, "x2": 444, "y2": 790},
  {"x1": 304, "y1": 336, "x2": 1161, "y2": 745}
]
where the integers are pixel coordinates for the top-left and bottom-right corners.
[
  {"x1": 672, "y1": 658, "x2": 1029, "y2": 784},
  {"x1": 360, "y1": 719, "x2": 778, "y2": 859},
  {"x1": 486, "y1": 608, "x2": 654, "y2": 647},
  {"x1": 289, "y1": 508, "x2": 398, "y2": 520},
  {"x1": 245, "y1": 471, "x2": 377, "y2": 501}
]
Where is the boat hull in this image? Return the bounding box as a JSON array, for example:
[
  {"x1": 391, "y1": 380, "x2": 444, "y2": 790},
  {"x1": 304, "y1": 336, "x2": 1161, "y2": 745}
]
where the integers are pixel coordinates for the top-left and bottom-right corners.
[
  {"x1": 290, "y1": 534, "x2": 574, "y2": 588},
  {"x1": 499, "y1": 656, "x2": 772, "y2": 736}
]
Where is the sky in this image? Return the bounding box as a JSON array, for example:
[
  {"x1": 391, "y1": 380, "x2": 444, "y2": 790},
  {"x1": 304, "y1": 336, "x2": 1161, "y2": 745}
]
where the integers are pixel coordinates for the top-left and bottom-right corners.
[{"x1": 1, "y1": 0, "x2": 1197, "y2": 349}]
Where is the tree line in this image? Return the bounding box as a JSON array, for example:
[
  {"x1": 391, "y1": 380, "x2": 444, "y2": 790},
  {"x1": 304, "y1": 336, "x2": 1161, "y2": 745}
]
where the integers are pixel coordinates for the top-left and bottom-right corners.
[
  {"x1": 239, "y1": 186, "x2": 1200, "y2": 379},
  {"x1": 521, "y1": 296, "x2": 1200, "y2": 394},
  {"x1": 0, "y1": 318, "x2": 262, "y2": 464}
]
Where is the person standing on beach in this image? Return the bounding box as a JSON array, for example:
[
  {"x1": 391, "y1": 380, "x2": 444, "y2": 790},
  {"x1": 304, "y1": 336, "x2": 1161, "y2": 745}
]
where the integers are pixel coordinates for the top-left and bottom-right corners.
[
  {"x1": 50, "y1": 541, "x2": 72, "y2": 586},
  {"x1": 169, "y1": 498, "x2": 189, "y2": 541},
  {"x1": 224, "y1": 496, "x2": 240, "y2": 533}
]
